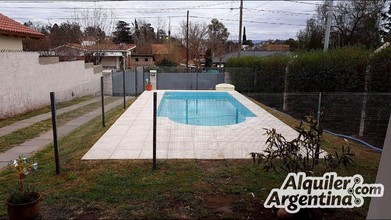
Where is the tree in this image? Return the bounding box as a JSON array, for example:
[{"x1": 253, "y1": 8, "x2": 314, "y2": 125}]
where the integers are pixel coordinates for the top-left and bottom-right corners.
[
  {"x1": 284, "y1": 38, "x2": 299, "y2": 51},
  {"x1": 297, "y1": 0, "x2": 385, "y2": 49},
  {"x1": 204, "y1": 48, "x2": 212, "y2": 67},
  {"x1": 380, "y1": 3, "x2": 391, "y2": 42},
  {"x1": 23, "y1": 21, "x2": 50, "y2": 51},
  {"x1": 297, "y1": 18, "x2": 324, "y2": 50},
  {"x1": 156, "y1": 29, "x2": 168, "y2": 43},
  {"x1": 84, "y1": 26, "x2": 106, "y2": 41},
  {"x1": 180, "y1": 20, "x2": 208, "y2": 68},
  {"x1": 49, "y1": 22, "x2": 82, "y2": 48},
  {"x1": 243, "y1": 39, "x2": 254, "y2": 47},
  {"x1": 207, "y1": 19, "x2": 229, "y2": 63},
  {"x1": 73, "y1": 2, "x2": 116, "y2": 36},
  {"x1": 326, "y1": 0, "x2": 385, "y2": 48},
  {"x1": 156, "y1": 57, "x2": 177, "y2": 66},
  {"x1": 243, "y1": 26, "x2": 247, "y2": 42},
  {"x1": 132, "y1": 20, "x2": 156, "y2": 45},
  {"x1": 112, "y1": 20, "x2": 132, "y2": 44}
]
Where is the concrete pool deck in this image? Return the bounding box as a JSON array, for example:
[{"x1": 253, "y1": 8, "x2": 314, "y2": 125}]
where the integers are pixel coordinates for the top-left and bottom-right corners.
[{"x1": 82, "y1": 90, "x2": 299, "y2": 160}]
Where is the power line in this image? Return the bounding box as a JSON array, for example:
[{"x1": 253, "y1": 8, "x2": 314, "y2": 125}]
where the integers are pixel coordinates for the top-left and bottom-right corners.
[
  {"x1": 283, "y1": 0, "x2": 322, "y2": 6},
  {"x1": 246, "y1": 8, "x2": 317, "y2": 16},
  {"x1": 190, "y1": 16, "x2": 306, "y2": 27}
]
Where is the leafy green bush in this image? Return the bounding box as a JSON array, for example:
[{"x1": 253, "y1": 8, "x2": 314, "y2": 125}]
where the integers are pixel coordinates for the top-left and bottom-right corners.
[
  {"x1": 226, "y1": 55, "x2": 289, "y2": 93},
  {"x1": 226, "y1": 47, "x2": 391, "y2": 92},
  {"x1": 288, "y1": 47, "x2": 369, "y2": 92},
  {"x1": 255, "y1": 56, "x2": 289, "y2": 92},
  {"x1": 369, "y1": 46, "x2": 391, "y2": 92}
]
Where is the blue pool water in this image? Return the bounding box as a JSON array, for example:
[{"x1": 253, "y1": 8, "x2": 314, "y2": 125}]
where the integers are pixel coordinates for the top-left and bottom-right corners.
[{"x1": 158, "y1": 92, "x2": 256, "y2": 126}]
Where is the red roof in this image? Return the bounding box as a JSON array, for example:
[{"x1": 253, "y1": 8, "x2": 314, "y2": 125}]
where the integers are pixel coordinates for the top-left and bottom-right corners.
[{"x1": 0, "y1": 13, "x2": 44, "y2": 39}]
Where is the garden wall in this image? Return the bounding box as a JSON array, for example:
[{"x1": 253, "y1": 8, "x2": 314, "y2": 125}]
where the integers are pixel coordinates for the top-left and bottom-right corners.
[{"x1": 0, "y1": 52, "x2": 102, "y2": 118}]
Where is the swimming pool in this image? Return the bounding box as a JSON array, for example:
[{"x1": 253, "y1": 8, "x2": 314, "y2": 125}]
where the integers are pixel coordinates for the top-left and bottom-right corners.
[{"x1": 158, "y1": 92, "x2": 256, "y2": 126}]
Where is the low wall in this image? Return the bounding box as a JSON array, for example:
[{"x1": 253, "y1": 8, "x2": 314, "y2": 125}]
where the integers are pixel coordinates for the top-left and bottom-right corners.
[
  {"x1": 0, "y1": 52, "x2": 102, "y2": 118},
  {"x1": 156, "y1": 72, "x2": 225, "y2": 90}
]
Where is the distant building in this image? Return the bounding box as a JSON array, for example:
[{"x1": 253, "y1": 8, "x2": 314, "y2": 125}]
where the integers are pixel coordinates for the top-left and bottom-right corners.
[
  {"x1": 262, "y1": 44, "x2": 290, "y2": 51},
  {"x1": 130, "y1": 44, "x2": 155, "y2": 68},
  {"x1": 0, "y1": 13, "x2": 44, "y2": 50},
  {"x1": 81, "y1": 36, "x2": 97, "y2": 46},
  {"x1": 51, "y1": 43, "x2": 136, "y2": 70}
]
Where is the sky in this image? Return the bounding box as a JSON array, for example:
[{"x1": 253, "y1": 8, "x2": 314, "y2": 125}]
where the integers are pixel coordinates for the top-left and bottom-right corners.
[{"x1": 0, "y1": 1, "x2": 322, "y2": 41}]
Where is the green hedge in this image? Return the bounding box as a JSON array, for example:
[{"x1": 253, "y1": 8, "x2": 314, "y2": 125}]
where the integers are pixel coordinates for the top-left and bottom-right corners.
[
  {"x1": 369, "y1": 46, "x2": 391, "y2": 92},
  {"x1": 226, "y1": 55, "x2": 289, "y2": 93},
  {"x1": 227, "y1": 46, "x2": 391, "y2": 92},
  {"x1": 288, "y1": 48, "x2": 370, "y2": 92}
]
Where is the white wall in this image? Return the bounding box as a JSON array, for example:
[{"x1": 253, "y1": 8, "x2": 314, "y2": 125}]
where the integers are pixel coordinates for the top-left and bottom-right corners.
[
  {"x1": 0, "y1": 35, "x2": 23, "y2": 51},
  {"x1": 0, "y1": 52, "x2": 102, "y2": 118}
]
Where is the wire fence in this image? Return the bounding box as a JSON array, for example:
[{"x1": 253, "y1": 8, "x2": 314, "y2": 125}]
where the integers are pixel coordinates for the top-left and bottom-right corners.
[
  {"x1": 108, "y1": 66, "x2": 391, "y2": 150},
  {"x1": 247, "y1": 92, "x2": 391, "y2": 149}
]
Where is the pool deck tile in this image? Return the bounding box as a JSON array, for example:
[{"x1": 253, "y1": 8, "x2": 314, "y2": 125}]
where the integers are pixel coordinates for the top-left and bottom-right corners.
[{"x1": 82, "y1": 90, "x2": 299, "y2": 160}]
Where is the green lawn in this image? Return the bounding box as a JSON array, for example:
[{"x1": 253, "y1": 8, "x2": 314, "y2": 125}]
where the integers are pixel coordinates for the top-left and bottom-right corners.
[
  {"x1": 0, "y1": 95, "x2": 95, "y2": 129},
  {"x1": 0, "y1": 97, "x2": 382, "y2": 219},
  {"x1": 0, "y1": 97, "x2": 120, "y2": 153}
]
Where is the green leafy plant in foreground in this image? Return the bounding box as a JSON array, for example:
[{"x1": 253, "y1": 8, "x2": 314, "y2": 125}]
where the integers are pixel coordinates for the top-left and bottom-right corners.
[{"x1": 251, "y1": 116, "x2": 354, "y2": 179}]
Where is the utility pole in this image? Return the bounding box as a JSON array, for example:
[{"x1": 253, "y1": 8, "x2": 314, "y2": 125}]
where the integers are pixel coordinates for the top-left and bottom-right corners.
[
  {"x1": 186, "y1": 10, "x2": 189, "y2": 70},
  {"x1": 238, "y1": 0, "x2": 243, "y2": 57},
  {"x1": 323, "y1": 0, "x2": 333, "y2": 52},
  {"x1": 168, "y1": 17, "x2": 171, "y2": 39}
]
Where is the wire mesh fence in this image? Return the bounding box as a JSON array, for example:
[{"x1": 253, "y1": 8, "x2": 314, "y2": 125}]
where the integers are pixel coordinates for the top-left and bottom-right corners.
[
  {"x1": 247, "y1": 92, "x2": 391, "y2": 149},
  {"x1": 107, "y1": 66, "x2": 390, "y2": 151}
]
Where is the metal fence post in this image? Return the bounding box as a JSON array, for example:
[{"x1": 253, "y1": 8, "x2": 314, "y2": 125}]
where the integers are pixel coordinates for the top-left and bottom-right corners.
[
  {"x1": 100, "y1": 76, "x2": 105, "y2": 127},
  {"x1": 123, "y1": 70, "x2": 126, "y2": 109},
  {"x1": 153, "y1": 92, "x2": 157, "y2": 170},
  {"x1": 135, "y1": 67, "x2": 138, "y2": 96},
  {"x1": 196, "y1": 72, "x2": 199, "y2": 90},
  {"x1": 50, "y1": 92, "x2": 60, "y2": 175},
  {"x1": 315, "y1": 92, "x2": 322, "y2": 162},
  {"x1": 143, "y1": 71, "x2": 145, "y2": 91}
]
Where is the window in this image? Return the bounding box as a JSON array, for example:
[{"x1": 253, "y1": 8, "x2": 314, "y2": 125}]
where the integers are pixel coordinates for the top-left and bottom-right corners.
[
  {"x1": 135, "y1": 58, "x2": 139, "y2": 62},
  {"x1": 145, "y1": 58, "x2": 149, "y2": 62}
]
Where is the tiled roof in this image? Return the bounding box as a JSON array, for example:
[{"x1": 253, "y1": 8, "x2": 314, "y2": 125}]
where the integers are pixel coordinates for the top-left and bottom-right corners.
[
  {"x1": 81, "y1": 36, "x2": 97, "y2": 41},
  {"x1": 0, "y1": 13, "x2": 44, "y2": 39}
]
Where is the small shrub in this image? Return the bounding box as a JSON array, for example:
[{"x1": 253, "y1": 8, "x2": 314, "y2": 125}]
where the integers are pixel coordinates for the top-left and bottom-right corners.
[{"x1": 251, "y1": 116, "x2": 354, "y2": 179}]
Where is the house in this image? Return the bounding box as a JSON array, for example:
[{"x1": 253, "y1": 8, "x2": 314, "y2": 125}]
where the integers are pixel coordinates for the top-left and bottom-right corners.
[
  {"x1": 51, "y1": 43, "x2": 136, "y2": 70},
  {"x1": 130, "y1": 44, "x2": 155, "y2": 67},
  {"x1": 212, "y1": 50, "x2": 292, "y2": 67},
  {"x1": 81, "y1": 36, "x2": 97, "y2": 46},
  {"x1": 86, "y1": 43, "x2": 136, "y2": 70},
  {"x1": 0, "y1": 13, "x2": 44, "y2": 50},
  {"x1": 262, "y1": 44, "x2": 290, "y2": 51},
  {"x1": 50, "y1": 43, "x2": 86, "y2": 61},
  {"x1": 130, "y1": 43, "x2": 187, "y2": 67}
]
